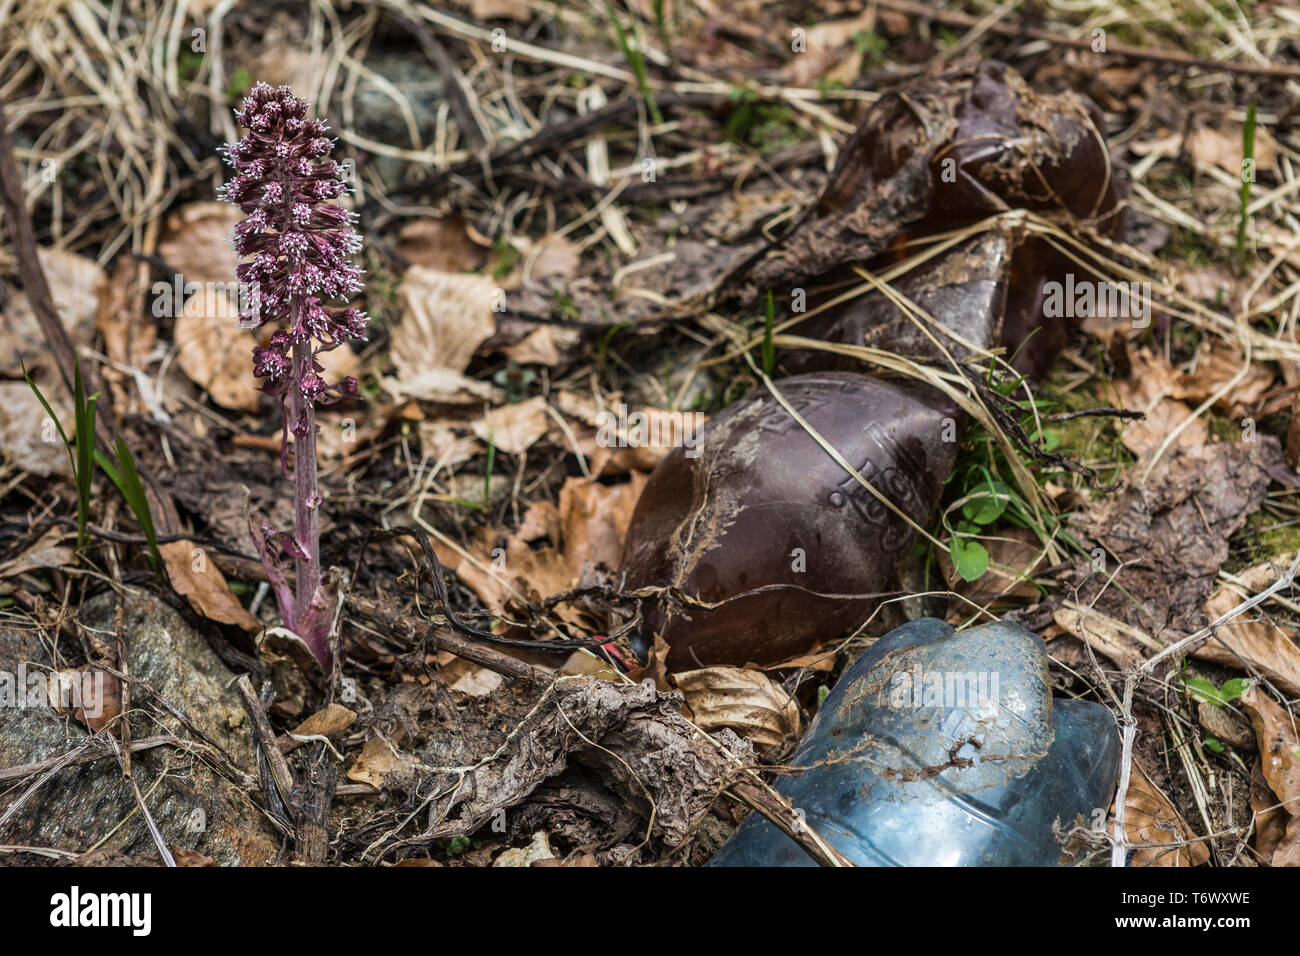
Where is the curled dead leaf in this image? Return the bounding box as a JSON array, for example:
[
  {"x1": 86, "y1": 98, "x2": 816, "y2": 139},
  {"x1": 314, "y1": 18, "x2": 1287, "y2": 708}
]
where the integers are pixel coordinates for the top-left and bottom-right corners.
[
  {"x1": 386, "y1": 267, "x2": 498, "y2": 403},
  {"x1": 1110, "y1": 349, "x2": 1208, "y2": 457},
  {"x1": 472, "y1": 395, "x2": 550, "y2": 455},
  {"x1": 393, "y1": 214, "x2": 486, "y2": 272},
  {"x1": 0, "y1": 382, "x2": 73, "y2": 478},
  {"x1": 160, "y1": 539, "x2": 261, "y2": 632},
  {"x1": 1, "y1": 247, "x2": 105, "y2": 376},
  {"x1": 1123, "y1": 762, "x2": 1210, "y2": 866},
  {"x1": 674, "y1": 666, "x2": 801, "y2": 749},
  {"x1": 1053, "y1": 603, "x2": 1164, "y2": 672},
  {"x1": 54, "y1": 666, "x2": 123, "y2": 735},
  {"x1": 347, "y1": 735, "x2": 413, "y2": 788},
  {"x1": 176, "y1": 289, "x2": 260, "y2": 412},
  {"x1": 1169, "y1": 340, "x2": 1273, "y2": 415},
  {"x1": 291, "y1": 703, "x2": 357, "y2": 738},
  {"x1": 157, "y1": 202, "x2": 242, "y2": 285},
  {"x1": 0, "y1": 525, "x2": 74, "y2": 578},
  {"x1": 1239, "y1": 684, "x2": 1300, "y2": 816},
  {"x1": 1194, "y1": 581, "x2": 1300, "y2": 697}
]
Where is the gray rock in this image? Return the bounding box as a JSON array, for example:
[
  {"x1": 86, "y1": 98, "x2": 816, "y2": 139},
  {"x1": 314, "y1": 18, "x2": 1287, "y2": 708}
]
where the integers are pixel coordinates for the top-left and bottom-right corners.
[
  {"x1": 0, "y1": 591, "x2": 281, "y2": 865},
  {"x1": 352, "y1": 52, "x2": 445, "y2": 185}
]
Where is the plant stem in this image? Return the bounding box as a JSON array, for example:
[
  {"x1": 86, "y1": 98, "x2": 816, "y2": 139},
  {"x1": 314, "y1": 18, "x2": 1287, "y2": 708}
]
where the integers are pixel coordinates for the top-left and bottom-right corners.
[{"x1": 291, "y1": 337, "x2": 322, "y2": 637}]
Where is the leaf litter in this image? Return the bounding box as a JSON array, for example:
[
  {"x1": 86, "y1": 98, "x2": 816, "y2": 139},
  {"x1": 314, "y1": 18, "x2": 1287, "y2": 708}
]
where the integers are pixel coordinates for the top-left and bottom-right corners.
[{"x1": 3, "y1": 0, "x2": 1300, "y2": 870}]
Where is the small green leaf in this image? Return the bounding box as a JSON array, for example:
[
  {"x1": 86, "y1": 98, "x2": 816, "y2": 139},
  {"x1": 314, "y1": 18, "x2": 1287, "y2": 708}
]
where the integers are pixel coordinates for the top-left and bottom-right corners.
[
  {"x1": 951, "y1": 537, "x2": 989, "y2": 582},
  {"x1": 1204, "y1": 735, "x2": 1226, "y2": 753},
  {"x1": 1186, "y1": 676, "x2": 1228, "y2": 707},
  {"x1": 961, "y1": 480, "x2": 1009, "y2": 526},
  {"x1": 1218, "y1": 678, "x2": 1251, "y2": 702}
]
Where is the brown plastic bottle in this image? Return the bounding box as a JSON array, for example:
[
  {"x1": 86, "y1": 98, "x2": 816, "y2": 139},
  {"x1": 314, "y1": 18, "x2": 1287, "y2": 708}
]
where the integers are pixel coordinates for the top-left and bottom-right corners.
[
  {"x1": 761, "y1": 61, "x2": 1128, "y2": 383},
  {"x1": 619, "y1": 372, "x2": 959, "y2": 670}
]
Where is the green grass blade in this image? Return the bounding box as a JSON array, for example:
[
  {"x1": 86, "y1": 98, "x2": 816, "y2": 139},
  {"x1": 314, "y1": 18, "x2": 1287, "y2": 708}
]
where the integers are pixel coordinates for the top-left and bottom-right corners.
[
  {"x1": 71, "y1": 359, "x2": 98, "y2": 550},
  {"x1": 605, "y1": 2, "x2": 662, "y2": 126},
  {"x1": 112, "y1": 435, "x2": 161, "y2": 572},
  {"x1": 21, "y1": 359, "x2": 73, "y2": 465}
]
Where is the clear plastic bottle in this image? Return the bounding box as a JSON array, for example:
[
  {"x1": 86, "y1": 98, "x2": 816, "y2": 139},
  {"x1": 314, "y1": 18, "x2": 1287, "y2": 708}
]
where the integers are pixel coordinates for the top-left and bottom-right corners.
[{"x1": 708, "y1": 617, "x2": 1121, "y2": 866}]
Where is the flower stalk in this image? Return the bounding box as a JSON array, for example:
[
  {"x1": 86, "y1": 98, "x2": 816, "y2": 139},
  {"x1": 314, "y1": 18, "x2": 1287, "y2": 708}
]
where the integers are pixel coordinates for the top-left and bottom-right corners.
[{"x1": 219, "y1": 83, "x2": 367, "y2": 673}]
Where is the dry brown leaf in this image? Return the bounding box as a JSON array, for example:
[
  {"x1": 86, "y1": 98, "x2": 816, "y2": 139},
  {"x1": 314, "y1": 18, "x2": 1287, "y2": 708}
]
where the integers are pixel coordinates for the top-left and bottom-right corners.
[
  {"x1": 560, "y1": 649, "x2": 623, "y2": 681},
  {"x1": 0, "y1": 383, "x2": 73, "y2": 477},
  {"x1": 418, "y1": 420, "x2": 480, "y2": 470},
  {"x1": 1274, "y1": 816, "x2": 1300, "y2": 866},
  {"x1": 459, "y1": 0, "x2": 532, "y2": 22},
  {"x1": 523, "y1": 234, "x2": 580, "y2": 282},
  {"x1": 393, "y1": 214, "x2": 486, "y2": 272},
  {"x1": 347, "y1": 735, "x2": 411, "y2": 787},
  {"x1": 781, "y1": 10, "x2": 875, "y2": 87},
  {"x1": 1111, "y1": 348, "x2": 1208, "y2": 456},
  {"x1": 0, "y1": 526, "x2": 73, "y2": 578},
  {"x1": 472, "y1": 396, "x2": 550, "y2": 455},
  {"x1": 160, "y1": 539, "x2": 261, "y2": 632},
  {"x1": 1252, "y1": 758, "x2": 1289, "y2": 863},
  {"x1": 557, "y1": 473, "x2": 647, "y2": 581},
  {"x1": 54, "y1": 667, "x2": 123, "y2": 735},
  {"x1": 1169, "y1": 340, "x2": 1273, "y2": 414},
  {"x1": 531, "y1": 852, "x2": 599, "y2": 867},
  {"x1": 175, "y1": 288, "x2": 261, "y2": 412},
  {"x1": 385, "y1": 267, "x2": 499, "y2": 402},
  {"x1": 157, "y1": 202, "x2": 241, "y2": 285},
  {"x1": 433, "y1": 652, "x2": 505, "y2": 697},
  {"x1": 588, "y1": 406, "x2": 708, "y2": 475},
  {"x1": 1179, "y1": 267, "x2": 1237, "y2": 305},
  {"x1": 502, "y1": 326, "x2": 562, "y2": 366},
  {"x1": 1053, "y1": 603, "x2": 1164, "y2": 671},
  {"x1": 1239, "y1": 683, "x2": 1300, "y2": 816},
  {"x1": 492, "y1": 831, "x2": 556, "y2": 867},
  {"x1": 1193, "y1": 583, "x2": 1300, "y2": 697},
  {"x1": 1187, "y1": 124, "x2": 1278, "y2": 176},
  {"x1": 1, "y1": 247, "x2": 105, "y2": 375},
  {"x1": 755, "y1": 645, "x2": 837, "y2": 674},
  {"x1": 291, "y1": 703, "x2": 357, "y2": 738},
  {"x1": 674, "y1": 666, "x2": 801, "y2": 749},
  {"x1": 96, "y1": 258, "x2": 158, "y2": 416},
  {"x1": 1124, "y1": 762, "x2": 1210, "y2": 866}
]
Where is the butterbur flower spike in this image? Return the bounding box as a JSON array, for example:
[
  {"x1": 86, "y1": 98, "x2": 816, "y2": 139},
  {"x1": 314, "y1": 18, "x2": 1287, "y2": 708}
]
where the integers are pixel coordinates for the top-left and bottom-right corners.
[{"x1": 221, "y1": 82, "x2": 368, "y2": 674}]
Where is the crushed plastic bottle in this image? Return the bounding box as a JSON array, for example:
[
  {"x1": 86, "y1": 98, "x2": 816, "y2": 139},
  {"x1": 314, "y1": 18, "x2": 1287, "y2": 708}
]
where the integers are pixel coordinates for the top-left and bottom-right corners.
[
  {"x1": 620, "y1": 372, "x2": 958, "y2": 670},
  {"x1": 708, "y1": 617, "x2": 1121, "y2": 866},
  {"x1": 756, "y1": 60, "x2": 1128, "y2": 381}
]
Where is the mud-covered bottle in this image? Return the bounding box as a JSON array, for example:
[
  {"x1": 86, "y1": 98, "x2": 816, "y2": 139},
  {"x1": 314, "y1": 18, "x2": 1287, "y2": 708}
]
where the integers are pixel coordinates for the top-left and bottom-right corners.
[
  {"x1": 708, "y1": 617, "x2": 1122, "y2": 867},
  {"x1": 619, "y1": 372, "x2": 959, "y2": 670}
]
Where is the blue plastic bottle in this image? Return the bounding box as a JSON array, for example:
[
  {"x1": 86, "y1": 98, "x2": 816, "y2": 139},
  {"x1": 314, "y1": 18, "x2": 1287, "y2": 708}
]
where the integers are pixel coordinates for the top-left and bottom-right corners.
[{"x1": 709, "y1": 618, "x2": 1120, "y2": 866}]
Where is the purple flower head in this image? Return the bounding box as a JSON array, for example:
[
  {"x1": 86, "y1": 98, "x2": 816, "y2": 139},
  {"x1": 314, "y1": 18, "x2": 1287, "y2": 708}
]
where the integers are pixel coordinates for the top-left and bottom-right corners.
[
  {"x1": 220, "y1": 82, "x2": 367, "y2": 361},
  {"x1": 220, "y1": 83, "x2": 366, "y2": 675}
]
